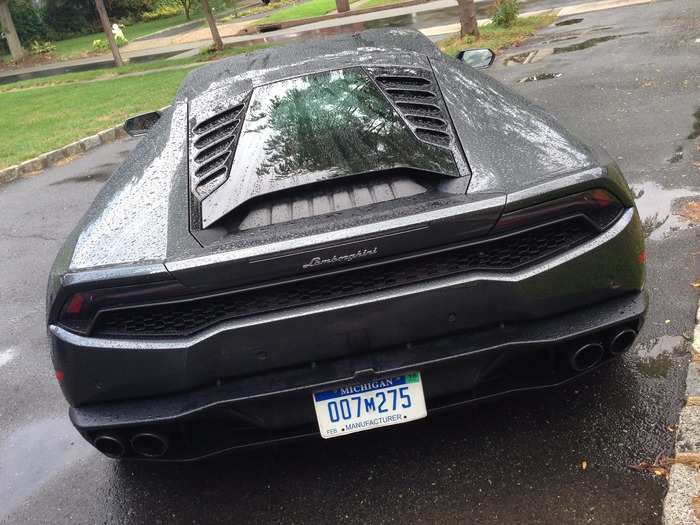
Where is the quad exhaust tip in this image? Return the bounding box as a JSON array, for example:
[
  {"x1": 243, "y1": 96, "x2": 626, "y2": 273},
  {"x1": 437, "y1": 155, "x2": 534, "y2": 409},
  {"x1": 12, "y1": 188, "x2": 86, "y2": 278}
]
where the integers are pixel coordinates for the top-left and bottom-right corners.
[
  {"x1": 130, "y1": 432, "x2": 169, "y2": 458},
  {"x1": 570, "y1": 343, "x2": 605, "y2": 372},
  {"x1": 93, "y1": 435, "x2": 126, "y2": 459},
  {"x1": 610, "y1": 329, "x2": 637, "y2": 355}
]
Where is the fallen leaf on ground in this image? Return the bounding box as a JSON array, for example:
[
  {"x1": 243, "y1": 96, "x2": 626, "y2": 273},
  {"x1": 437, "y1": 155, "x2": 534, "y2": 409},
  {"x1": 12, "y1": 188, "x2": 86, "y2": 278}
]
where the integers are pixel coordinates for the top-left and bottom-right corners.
[
  {"x1": 678, "y1": 201, "x2": 700, "y2": 223},
  {"x1": 629, "y1": 454, "x2": 670, "y2": 478}
]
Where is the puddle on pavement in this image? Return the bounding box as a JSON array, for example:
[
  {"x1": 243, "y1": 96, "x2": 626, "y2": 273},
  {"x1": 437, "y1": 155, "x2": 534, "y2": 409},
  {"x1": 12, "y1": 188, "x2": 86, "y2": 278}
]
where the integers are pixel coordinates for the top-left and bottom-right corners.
[
  {"x1": 688, "y1": 107, "x2": 700, "y2": 140},
  {"x1": 631, "y1": 181, "x2": 699, "y2": 240},
  {"x1": 49, "y1": 171, "x2": 111, "y2": 186},
  {"x1": 668, "y1": 145, "x2": 684, "y2": 164},
  {"x1": 634, "y1": 336, "x2": 686, "y2": 379},
  {"x1": 553, "y1": 35, "x2": 621, "y2": 53},
  {"x1": 517, "y1": 72, "x2": 562, "y2": 83},
  {"x1": 636, "y1": 354, "x2": 673, "y2": 378},
  {"x1": 555, "y1": 18, "x2": 583, "y2": 26},
  {"x1": 553, "y1": 32, "x2": 648, "y2": 54},
  {"x1": 637, "y1": 335, "x2": 686, "y2": 359},
  {"x1": 0, "y1": 417, "x2": 94, "y2": 521}
]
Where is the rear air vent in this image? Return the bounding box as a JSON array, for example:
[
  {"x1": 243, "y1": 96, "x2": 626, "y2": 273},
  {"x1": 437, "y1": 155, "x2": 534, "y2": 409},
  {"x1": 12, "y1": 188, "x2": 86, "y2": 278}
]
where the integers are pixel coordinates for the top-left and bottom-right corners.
[
  {"x1": 231, "y1": 174, "x2": 429, "y2": 231},
  {"x1": 89, "y1": 217, "x2": 597, "y2": 338},
  {"x1": 369, "y1": 67, "x2": 454, "y2": 148},
  {"x1": 189, "y1": 102, "x2": 246, "y2": 201}
]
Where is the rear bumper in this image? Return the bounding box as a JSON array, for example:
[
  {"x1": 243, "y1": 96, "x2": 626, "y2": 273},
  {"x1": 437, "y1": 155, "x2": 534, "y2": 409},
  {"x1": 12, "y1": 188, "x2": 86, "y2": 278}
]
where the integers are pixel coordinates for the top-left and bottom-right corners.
[
  {"x1": 51, "y1": 208, "x2": 644, "y2": 408},
  {"x1": 69, "y1": 291, "x2": 647, "y2": 461}
]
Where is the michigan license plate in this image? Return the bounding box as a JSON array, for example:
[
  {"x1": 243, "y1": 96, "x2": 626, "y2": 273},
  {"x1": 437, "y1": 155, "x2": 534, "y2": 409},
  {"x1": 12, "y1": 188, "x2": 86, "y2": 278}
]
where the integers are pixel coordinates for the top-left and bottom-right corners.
[{"x1": 313, "y1": 372, "x2": 427, "y2": 439}]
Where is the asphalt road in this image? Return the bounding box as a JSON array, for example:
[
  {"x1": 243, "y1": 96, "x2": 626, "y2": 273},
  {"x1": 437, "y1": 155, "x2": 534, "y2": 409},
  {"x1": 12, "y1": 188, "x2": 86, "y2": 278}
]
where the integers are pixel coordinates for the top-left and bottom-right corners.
[{"x1": 1, "y1": 0, "x2": 698, "y2": 523}]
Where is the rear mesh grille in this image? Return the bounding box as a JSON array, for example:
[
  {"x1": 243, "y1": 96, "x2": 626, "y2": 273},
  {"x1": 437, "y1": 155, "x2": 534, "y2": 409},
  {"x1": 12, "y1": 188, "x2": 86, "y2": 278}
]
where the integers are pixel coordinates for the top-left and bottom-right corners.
[
  {"x1": 370, "y1": 68, "x2": 453, "y2": 148},
  {"x1": 90, "y1": 218, "x2": 596, "y2": 338},
  {"x1": 190, "y1": 103, "x2": 246, "y2": 200}
]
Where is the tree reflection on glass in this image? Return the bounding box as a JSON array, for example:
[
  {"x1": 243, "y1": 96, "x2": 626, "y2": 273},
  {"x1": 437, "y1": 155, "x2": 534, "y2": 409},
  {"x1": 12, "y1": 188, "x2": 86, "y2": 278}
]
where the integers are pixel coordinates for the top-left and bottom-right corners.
[{"x1": 244, "y1": 68, "x2": 457, "y2": 181}]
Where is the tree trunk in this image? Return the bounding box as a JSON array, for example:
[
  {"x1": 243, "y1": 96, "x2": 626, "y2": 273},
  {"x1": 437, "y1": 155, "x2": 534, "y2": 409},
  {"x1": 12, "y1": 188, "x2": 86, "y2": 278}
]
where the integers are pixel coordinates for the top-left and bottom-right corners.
[
  {"x1": 182, "y1": 0, "x2": 191, "y2": 20},
  {"x1": 0, "y1": 0, "x2": 25, "y2": 61},
  {"x1": 456, "y1": 0, "x2": 479, "y2": 39},
  {"x1": 201, "y1": 0, "x2": 223, "y2": 51},
  {"x1": 95, "y1": 0, "x2": 123, "y2": 67},
  {"x1": 335, "y1": 0, "x2": 350, "y2": 13}
]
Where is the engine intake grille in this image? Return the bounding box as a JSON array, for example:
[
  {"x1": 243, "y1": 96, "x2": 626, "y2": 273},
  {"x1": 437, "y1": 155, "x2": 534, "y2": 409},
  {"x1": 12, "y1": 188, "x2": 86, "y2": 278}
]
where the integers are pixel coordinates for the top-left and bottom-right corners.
[
  {"x1": 369, "y1": 67, "x2": 453, "y2": 148},
  {"x1": 190, "y1": 102, "x2": 246, "y2": 200},
  {"x1": 90, "y1": 218, "x2": 596, "y2": 338}
]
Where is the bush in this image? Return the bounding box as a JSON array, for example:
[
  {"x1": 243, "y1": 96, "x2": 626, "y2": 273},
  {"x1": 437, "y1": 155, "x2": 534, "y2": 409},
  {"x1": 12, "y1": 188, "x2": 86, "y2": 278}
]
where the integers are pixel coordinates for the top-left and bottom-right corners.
[
  {"x1": 141, "y1": 4, "x2": 183, "y2": 21},
  {"x1": 92, "y1": 39, "x2": 109, "y2": 51},
  {"x1": 92, "y1": 35, "x2": 128, "y2": 52},
  {"x1": 491, "y1": 0, "x2": 519, "y2": 28},
  {"x1": 30, "y1": 40, "x2": 56, "y2": 55},
  {"x1": 8, "y1": 0, "x2": 50, "y2": 43},
  {"x1": 43, "y1": 0, "x2": 98, "y2": 38}
]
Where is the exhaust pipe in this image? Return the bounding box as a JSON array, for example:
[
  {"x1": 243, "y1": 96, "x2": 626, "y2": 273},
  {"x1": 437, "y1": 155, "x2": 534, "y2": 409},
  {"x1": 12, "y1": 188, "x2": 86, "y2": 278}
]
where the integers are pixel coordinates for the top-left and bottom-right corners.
[
  {"x1": 130, "y1": 432, "x2": 169, "y2": 458},
  {"x1": 610, "y1": 329, "x2": 637, "y2": 355},
  {"x1": 569, "y1": 343, "x2": 604, "y2": 372},
  {"x1": 93, "y1": 435, "x2": 126, "y2": 458}
]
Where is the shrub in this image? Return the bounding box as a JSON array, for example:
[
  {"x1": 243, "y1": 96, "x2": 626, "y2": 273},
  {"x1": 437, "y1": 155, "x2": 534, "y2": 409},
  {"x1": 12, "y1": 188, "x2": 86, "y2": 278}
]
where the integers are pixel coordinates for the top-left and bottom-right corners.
[
  {"x1": 8, "y1": 0, "x2": 50, "y2": 43},
  {"x1": 43, "y1": 0, "x2": 99, "y2": 38},
  {"x1": 141, "y1": 4, "x2": 183, "y2": 21},
  {"x1": 92, "y1": 39, "x2": 109, "y2": 51},
  {"x1": 92, "y1": 35, "x2": 127, "y2": 52},
  {"x1": 30, "y1": 40, "x2": 56, "y2": 55},
  {"x1": 491, "y1": 0, "x2": 519, "y2": 28}
]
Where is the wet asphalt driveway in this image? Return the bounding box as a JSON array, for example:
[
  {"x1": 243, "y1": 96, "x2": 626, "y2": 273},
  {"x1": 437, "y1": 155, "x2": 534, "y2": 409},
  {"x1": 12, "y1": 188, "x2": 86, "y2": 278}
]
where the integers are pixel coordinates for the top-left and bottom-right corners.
[{"x1": 1, "y1": 0, "x2": 699, "y2": 523}]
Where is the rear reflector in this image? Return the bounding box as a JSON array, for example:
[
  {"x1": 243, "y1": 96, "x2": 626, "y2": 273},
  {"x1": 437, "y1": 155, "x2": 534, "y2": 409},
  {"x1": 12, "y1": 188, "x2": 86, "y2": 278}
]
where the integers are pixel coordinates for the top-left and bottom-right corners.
[{"x1": 65, "y1": 293, "x2": 85, "y2": 315}]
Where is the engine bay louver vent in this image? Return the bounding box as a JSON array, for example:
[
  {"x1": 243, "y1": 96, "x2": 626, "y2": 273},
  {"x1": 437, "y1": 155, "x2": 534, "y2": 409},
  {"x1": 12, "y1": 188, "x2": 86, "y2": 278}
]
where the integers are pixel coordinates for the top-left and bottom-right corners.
[
  {"x1": 234, "y1": 174, "x2": 429, "y2": 231},
  {"x1": 369, "y1": 67, "x2": 454, "y2": 148},
  {"x1": 189, "y1": 100, "x2": 247, "y2": 201}
]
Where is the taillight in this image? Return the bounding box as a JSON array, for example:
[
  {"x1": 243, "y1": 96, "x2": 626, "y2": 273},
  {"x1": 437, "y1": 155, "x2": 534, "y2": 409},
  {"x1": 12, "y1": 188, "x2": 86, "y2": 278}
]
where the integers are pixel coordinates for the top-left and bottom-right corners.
[
  {"x1": 493, "y1": 189, "x2": 624, "y2": 233},
  {"x1": 57, "y1": 281, "x2": 187, "y2": 335}
]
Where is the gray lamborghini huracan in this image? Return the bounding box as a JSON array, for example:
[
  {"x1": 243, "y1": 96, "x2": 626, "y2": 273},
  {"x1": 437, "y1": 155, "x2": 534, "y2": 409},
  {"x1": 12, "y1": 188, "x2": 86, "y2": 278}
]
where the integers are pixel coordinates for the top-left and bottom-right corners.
[{"x1": 47, "y1": 29, "x2": 646, "y2": 460}]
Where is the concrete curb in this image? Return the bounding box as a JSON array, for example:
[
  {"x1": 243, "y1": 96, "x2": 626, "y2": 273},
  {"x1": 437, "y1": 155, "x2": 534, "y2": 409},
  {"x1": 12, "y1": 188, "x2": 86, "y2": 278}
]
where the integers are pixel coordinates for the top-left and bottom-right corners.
[
  {"x1": 663, "y1": 299, "x2": 700, "y2": 525},
  {"x1": 0, "y1": 124, "x2": 127, "y2": 185}
]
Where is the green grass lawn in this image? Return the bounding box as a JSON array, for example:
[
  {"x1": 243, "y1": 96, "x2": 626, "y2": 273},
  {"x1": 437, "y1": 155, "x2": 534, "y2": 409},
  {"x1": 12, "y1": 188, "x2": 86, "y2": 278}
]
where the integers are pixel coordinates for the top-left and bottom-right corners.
[
  {"x1": 51, "y1": 14, "x2": 192, "y2": 59},
  {"x1": 352, "y1": 0, "x2": 412, "y2": 10},
  {"x1": 0, "y1": 69, "x2": 188, "y2": 168},
  {"x1": 255, "y1": 0, "x2": 340, "y2": 24},
  {"x1": 0, "y1": 43, "x2": 275, "y2": 169},
  {"x1": 254, "y1": 0, "x2": 409, "y2": 26},
  {"x1": 438, "y1": 14, "x2": 557, "y2": 56}
]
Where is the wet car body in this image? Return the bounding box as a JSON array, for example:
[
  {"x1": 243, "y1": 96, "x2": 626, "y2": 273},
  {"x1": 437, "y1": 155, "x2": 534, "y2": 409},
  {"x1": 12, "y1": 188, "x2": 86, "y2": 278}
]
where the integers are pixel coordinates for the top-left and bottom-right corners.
[{"x1": 47, "y1": 29, "x2": 646, "y2": 461}]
